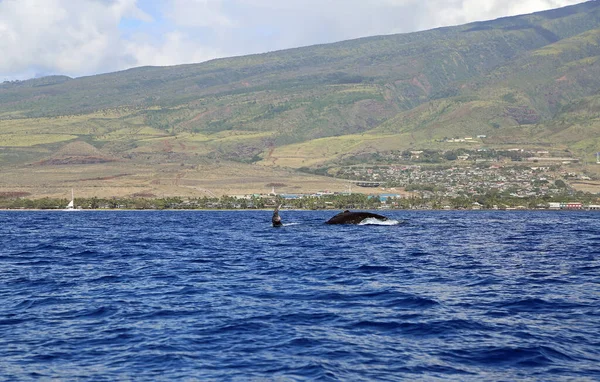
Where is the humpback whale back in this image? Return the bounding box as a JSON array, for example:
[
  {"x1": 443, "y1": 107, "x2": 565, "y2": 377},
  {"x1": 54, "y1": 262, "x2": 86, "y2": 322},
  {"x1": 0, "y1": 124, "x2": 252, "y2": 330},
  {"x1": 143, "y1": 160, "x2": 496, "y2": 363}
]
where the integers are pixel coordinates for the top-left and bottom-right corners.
[{"x1": 325, "y1": 210, "x2": 389, "y2": 225}]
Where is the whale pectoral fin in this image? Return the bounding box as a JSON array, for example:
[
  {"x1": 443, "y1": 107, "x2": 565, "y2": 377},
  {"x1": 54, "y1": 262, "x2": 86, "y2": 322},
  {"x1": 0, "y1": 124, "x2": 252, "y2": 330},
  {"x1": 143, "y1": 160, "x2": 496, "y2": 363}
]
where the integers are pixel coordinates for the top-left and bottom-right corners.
[{"x1": 272, "y1": 205, "x2": 283, "y2": 227}]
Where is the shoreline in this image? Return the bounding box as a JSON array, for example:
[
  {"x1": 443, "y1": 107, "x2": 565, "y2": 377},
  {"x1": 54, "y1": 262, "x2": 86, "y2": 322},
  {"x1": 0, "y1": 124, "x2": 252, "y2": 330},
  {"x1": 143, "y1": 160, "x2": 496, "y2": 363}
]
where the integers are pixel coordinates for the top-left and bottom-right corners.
[{"x1": 1, "y1": 207, "x2": 598, "y2": 212}]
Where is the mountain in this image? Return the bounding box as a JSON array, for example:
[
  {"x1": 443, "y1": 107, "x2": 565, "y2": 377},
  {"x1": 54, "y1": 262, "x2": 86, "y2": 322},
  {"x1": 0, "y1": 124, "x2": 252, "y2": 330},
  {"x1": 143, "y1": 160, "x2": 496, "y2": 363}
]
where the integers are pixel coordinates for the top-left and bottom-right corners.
[{"x1": 1, "y1": 1, "x2": 600, "y2": 197}]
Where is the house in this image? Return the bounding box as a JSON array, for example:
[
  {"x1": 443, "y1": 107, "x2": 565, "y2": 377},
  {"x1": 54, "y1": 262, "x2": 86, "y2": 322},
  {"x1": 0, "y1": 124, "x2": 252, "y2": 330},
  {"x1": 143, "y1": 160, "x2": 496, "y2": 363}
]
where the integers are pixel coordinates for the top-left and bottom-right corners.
[
  {"x1": 280, "y1": 194, "x2": 301, "y2": 200},
  {"x1": 410, "y1": 151, "x2": 423, "y2": 159},
  {"x1": 378, "y1": 194, "x2": 401, "y2": 202}
]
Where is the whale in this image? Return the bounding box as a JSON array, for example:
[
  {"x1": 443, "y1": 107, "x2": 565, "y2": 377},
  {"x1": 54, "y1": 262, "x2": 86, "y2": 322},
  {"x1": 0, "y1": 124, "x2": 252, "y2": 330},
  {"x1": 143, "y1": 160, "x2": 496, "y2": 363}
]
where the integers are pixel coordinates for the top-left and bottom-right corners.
[
  {"x1": 272, "y1": 205, "x2": 283, "y2": 227},
  {"x1": 325, "y1": 210, "x2": 390, "y2": 225}
]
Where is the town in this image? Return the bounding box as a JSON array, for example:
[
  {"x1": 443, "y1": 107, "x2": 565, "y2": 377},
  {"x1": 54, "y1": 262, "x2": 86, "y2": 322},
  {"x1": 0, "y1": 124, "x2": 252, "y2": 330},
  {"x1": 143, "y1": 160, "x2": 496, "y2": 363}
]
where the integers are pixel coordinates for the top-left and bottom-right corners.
[{"x1": 2, "y1": 147, "x2": 599, "y2": 210}]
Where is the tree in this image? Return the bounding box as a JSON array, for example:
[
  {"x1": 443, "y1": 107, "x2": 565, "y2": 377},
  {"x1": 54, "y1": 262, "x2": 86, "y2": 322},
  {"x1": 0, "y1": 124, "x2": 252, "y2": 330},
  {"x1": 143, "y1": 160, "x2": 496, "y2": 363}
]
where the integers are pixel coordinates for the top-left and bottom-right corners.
[{"x1": 444, "y1": 151, "x2": 458, "y2": 161}]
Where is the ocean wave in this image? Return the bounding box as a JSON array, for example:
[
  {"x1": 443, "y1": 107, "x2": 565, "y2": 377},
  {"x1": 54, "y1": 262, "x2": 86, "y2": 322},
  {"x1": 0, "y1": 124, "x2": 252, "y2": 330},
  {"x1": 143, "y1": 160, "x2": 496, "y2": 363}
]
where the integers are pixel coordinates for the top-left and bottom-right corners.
[
  {"x1": 358, "y1": 218, "x2": 402, "y2": 225},
  {"x1": 383, "y1": 296, "x2": 440, "y2": 308},
  {"x1": 497, "y1": 298, "x2": 588, "y2": 313},
  {"x1": 441, "y1": 345, "x2": 576, "y2": 367},
  {"x1": 356, "y1": 264, "x2": 395, "y2": 273},
  {"x1": 351, "y1": 318, "x2": 490, "y2": 335}
]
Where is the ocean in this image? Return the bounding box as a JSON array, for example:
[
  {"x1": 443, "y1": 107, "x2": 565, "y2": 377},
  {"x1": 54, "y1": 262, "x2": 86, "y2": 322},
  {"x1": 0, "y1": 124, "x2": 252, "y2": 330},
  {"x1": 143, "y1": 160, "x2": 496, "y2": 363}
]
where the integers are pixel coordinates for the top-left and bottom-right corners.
[{"x1": 0, "y1": 210, "x2": 599, "y2": 381}]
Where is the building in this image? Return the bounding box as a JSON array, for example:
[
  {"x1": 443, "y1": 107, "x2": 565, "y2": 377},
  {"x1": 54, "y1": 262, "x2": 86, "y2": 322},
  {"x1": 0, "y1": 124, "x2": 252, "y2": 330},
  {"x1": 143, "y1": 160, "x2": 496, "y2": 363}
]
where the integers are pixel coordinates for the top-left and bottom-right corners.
[
  {"x1": 566, "y1": 202, "x2": 583, "y2": 210},
  {"x1": 378, "y1": 194, "x2": 402, "y2": 202}
]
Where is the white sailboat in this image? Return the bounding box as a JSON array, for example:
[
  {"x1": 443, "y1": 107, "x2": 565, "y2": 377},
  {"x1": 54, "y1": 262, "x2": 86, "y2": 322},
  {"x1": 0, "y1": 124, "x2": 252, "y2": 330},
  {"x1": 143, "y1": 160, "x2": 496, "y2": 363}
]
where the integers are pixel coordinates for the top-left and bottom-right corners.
[{"x1": 63, "y1": 188, "x2": 79, "y2": 211}]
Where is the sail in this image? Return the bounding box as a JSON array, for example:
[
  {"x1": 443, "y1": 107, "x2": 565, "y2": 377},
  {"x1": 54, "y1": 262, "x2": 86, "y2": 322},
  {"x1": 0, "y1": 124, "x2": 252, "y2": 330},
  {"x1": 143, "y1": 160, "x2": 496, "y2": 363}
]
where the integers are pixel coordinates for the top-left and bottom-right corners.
[{"x1": 64, "y1": 188, "x2": 76, "y2": 210}]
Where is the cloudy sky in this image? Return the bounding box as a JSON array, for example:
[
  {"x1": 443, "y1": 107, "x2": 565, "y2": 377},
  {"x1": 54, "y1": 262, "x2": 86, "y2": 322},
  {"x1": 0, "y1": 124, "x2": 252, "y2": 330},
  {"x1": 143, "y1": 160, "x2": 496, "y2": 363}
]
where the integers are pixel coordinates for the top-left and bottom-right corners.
[{"x1": 0, "y1": 0, "x2": 586, "y2": 80}]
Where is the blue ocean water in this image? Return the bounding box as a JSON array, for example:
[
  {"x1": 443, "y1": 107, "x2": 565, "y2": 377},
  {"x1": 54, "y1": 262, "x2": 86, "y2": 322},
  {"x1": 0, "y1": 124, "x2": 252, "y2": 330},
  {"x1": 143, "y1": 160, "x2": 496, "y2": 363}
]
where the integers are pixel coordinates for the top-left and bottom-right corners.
[{"x1": 0, "y1": 210, "x2": 599, "y2": 381}]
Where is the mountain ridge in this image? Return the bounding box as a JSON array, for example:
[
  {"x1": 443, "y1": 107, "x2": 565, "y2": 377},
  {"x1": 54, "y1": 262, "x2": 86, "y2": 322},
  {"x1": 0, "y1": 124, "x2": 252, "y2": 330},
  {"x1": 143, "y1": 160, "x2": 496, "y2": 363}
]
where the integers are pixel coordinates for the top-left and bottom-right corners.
[{"x1": 1, "y1": 1, "x2": 600, "y2": 198}]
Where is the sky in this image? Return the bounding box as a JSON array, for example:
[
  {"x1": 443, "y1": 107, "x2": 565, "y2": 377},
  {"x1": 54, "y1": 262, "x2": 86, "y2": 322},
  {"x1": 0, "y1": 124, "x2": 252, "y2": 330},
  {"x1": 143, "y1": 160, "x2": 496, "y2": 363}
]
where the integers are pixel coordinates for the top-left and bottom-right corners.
[{"x1": 0, "y1": 0, "x2": 587, "y2": 80}]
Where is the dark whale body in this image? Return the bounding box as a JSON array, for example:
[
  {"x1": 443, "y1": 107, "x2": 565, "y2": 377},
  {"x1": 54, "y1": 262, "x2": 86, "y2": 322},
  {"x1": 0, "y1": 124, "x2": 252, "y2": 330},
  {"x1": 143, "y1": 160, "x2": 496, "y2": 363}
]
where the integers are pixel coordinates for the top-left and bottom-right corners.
[
  {"x1": 272, "y1": 205, "x2": 283, "y2": 227},
  {"x1": 326, "y1": 210, "x2": 389, "y2": 225}
]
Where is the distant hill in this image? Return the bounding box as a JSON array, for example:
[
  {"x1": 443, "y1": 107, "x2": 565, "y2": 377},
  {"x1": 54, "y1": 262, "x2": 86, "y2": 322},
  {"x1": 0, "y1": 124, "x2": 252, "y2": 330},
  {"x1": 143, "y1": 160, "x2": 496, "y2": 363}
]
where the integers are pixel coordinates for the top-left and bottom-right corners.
[
  {"x1": 37, "y1": 141, "x2": 117, "y2": 165},
  {"x1": 1, "y1": 1, "x2": 600, "y2": 194}
]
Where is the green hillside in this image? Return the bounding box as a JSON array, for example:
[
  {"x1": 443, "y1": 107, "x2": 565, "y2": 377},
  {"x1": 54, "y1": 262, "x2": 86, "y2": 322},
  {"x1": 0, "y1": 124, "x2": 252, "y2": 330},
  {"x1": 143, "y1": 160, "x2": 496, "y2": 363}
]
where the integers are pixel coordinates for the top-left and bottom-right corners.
[{"x1": 1, "y1": 1, "x2": 600, "y2": 194}]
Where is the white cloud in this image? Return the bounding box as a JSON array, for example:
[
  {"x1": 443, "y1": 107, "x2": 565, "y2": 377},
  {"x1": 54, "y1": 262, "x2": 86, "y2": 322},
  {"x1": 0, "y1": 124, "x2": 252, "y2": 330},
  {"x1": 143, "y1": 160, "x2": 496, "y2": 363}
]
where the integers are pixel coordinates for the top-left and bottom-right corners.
[
  {"x1": 165, "y1": 0, "x2": 235, "y2": 28},
  {"x1": 0, "y1": 0, "x2": 589, "y2": 80},
  {"x1": 0, "y1": 0, "x2": 225, "y2": 79},
  {"x1": 124, "y1": 31, "x2": 224, "y2": 67},
  {"x1": 0, "y1": 0, "x2": 145, "y2": 78},
  {"x1": 411, "y1": 0, "x2": 585, "y2": 28}
]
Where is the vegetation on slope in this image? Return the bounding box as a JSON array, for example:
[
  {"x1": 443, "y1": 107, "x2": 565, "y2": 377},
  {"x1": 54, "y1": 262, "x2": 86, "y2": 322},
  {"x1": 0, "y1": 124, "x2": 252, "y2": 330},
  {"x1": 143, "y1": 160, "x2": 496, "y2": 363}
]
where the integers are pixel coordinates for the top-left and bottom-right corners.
[{"x1": 1, "y1": 1, "x2": 600, "y2": 180}]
